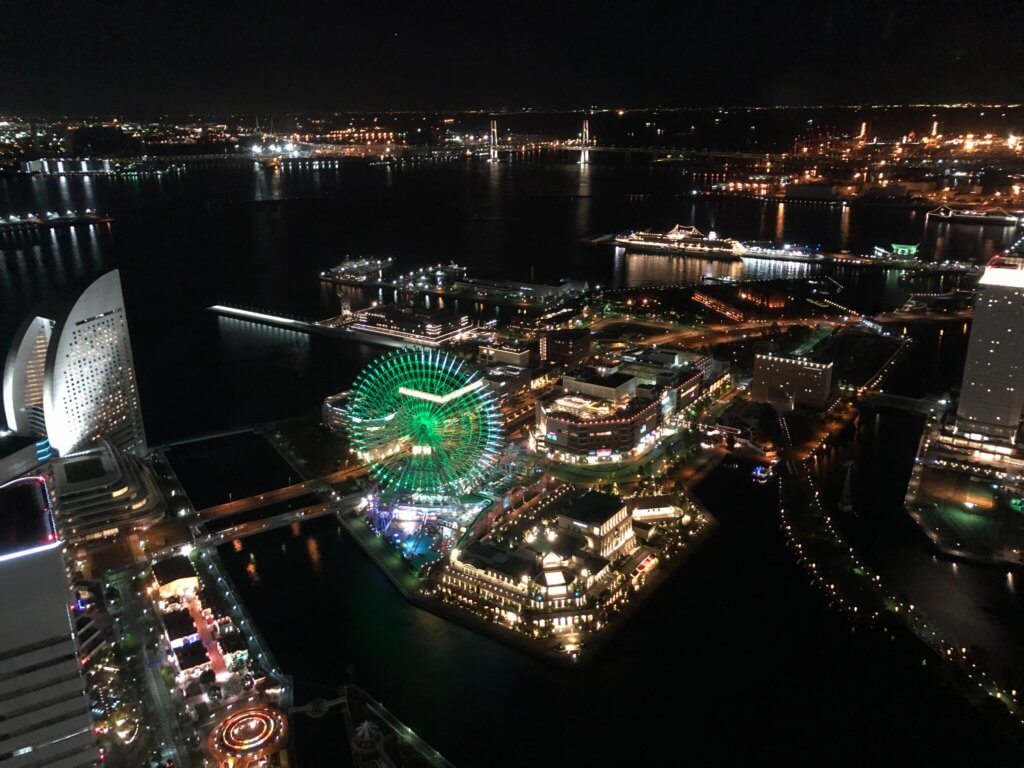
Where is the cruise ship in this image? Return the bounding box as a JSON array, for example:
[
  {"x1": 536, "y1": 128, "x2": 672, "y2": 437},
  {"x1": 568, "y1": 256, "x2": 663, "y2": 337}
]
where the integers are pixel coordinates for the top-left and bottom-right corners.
[
  {"x1": 614, "y1": 225, "x2": 746, "y2": 260},
  {"x1": 925, "y1": 205, "x2": 1020, "y2": 226}
]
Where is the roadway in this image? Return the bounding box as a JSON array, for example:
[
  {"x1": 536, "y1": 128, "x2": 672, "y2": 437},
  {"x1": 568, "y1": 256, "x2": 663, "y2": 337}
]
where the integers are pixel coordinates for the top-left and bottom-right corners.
[
  {"x1": 196, "y1": 464, "x2": 365, "y2": 520},
  {"x1": 109, "y1": 572, "x2": 190, "y2": 767},
  {"x1": 591, "y1": 316, "x2": 858, "y2": 348},
  {"x1": 195, "y1": 502, "x2": 342, "y2": 548},
  {"x1": 872, "y1": 308, "x2": 973, "y2": 324},
  {"x1": 856, "y1": 390, "x2": 945, "y2": 414}
]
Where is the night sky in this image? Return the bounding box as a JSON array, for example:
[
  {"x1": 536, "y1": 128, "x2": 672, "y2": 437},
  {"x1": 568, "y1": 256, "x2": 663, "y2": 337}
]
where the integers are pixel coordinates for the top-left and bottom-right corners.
[{"x1": 2, "y1": 0, "x2": 1023, "y2": 114}]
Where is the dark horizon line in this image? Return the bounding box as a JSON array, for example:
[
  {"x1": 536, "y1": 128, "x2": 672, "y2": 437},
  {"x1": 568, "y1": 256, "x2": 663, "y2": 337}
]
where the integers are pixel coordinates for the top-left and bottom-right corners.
[{"x1": 4, "y1": 100, "x2": 1024, "y2": 123}]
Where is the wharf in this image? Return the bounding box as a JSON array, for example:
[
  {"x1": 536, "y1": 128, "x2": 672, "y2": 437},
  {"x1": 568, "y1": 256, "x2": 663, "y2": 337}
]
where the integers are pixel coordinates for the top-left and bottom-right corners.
[
  {"x1": 208, "y1": 305, "x2": 429, "y2": 349},
  {"x1": 0, "y1": 211, "x2": 112, "y2": 234},
  {"x1": 321, "y1": 273, "x2": 558, "y2": 310}
]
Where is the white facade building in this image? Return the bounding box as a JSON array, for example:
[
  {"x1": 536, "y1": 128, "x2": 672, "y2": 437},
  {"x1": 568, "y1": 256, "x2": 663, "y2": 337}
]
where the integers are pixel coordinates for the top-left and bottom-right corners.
[
  {"x1": 956, "y1": 257, "x2": 1024, "y2": 442},
  {"x1": 3, "y1": 270, "x2": 146, "y2": 457}
]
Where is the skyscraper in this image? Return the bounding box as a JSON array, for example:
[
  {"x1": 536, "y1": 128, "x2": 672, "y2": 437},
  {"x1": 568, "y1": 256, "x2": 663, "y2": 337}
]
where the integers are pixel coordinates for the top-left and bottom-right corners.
[
  {"x1": 0, "y1": 477, "x2": 100, "y2": 767},
  {"x1": 955, "y1": 256, "x2": 1024, "y2": 443},
  {"x1": 2, "y1": 269, "x2": 146, "y2": 457}
]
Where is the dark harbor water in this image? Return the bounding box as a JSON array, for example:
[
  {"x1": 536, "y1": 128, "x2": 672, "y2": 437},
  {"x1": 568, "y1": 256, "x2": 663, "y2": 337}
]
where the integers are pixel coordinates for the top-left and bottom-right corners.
[
  {"x1": 219, "y1": 466, "x2": 1015, "y2": 766},
  {"x1": 0, "y1": 157, "x2": 1014, "y2": 441},
  {"x1": 3, "y1": 158, "x2": 1023, "y2": 765},
  {"x1": 818, "y1": 403, "x2": 1024, "y2": 677},
  {"x1": 813, "y1": 319, "x2": 1024, "y2": 686}
]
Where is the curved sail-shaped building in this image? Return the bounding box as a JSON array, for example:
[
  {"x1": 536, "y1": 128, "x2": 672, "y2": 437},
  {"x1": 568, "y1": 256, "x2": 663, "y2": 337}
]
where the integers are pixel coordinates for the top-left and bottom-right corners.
[{"x1": 2, "y1": 270, "x2": 146, "y2": 457}]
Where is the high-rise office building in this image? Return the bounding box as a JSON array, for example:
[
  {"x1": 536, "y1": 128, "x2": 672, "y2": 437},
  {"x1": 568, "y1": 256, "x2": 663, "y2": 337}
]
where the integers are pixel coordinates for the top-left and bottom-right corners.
[
  {"x1": 0, "y1": 477, "x2": 100, "y2": 767},
  {"x1": 955, "y1": 256, "x2": 1024, "y2": 443},
  {"x1": 3, "y1": 270, "x2": 146, "y2": 457}
]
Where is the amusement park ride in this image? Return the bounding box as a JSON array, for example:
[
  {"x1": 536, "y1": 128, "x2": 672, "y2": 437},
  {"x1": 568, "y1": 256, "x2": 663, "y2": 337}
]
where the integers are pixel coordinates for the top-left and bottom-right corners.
[{"x1": 344, "y1": 348, "x2": 505, "y2": 564}]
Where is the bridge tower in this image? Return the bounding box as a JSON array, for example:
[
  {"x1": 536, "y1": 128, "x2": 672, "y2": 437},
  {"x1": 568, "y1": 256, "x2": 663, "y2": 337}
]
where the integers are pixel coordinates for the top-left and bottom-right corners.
[
  {"x1": 489, "y1": 119, "x2": 498, "y2": 163},
  {"x1": 579, "y1": 118, "x2": 591, "y2": 165}
]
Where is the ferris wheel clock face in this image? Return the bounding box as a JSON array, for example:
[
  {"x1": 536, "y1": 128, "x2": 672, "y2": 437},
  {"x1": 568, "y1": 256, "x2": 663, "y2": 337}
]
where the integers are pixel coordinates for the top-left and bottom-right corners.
[{"x1": 345, "y1": 348, "x2": 504, "y2": 496}]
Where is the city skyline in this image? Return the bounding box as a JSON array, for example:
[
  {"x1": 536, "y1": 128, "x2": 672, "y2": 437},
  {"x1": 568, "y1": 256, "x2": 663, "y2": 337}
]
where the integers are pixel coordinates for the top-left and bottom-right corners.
[{"x1": 5, "y1": 9, "x2": 1024, "y2": 766}]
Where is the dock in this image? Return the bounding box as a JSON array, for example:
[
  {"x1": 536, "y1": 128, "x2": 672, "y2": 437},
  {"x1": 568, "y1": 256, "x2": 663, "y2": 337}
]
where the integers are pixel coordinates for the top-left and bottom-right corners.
[
  {"x1": 0, "y1": 211, "x2": 112, "y2": 234},
  {"x1": 208, "y1": 305, "x2": 432, "y2": 349}
]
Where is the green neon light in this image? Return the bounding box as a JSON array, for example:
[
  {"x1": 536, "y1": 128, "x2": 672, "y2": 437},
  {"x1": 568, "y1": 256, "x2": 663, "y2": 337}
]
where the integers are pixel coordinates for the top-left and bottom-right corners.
[{"x1": 345, "y1": 348, "x2": 504, "y2": 495}]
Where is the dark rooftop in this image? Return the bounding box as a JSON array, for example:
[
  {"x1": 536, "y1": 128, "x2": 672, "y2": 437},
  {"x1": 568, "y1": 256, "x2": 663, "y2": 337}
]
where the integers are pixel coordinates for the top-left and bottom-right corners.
[
  {"x1": 152, "y1": 555, "x2": 197, "y2": 585},
  {"x1": 218, "y1": 632, "x2": 248, "y2": 655},
  {"x1": 560, "y1": 491, "x2": 624, "y2": 526},
  {"x1": 175, "y1": 640, "x2": 209, "y2": 671},
  {"x1": 546, "y1": 328, "x2": 591, "y2": 340},
  {"x1": 62, "y1": 455, "x2": 107, "y2": 484},
  {"x1": 163, "y1": 609, "x2": 198, "y2": 640},
  {"x1": 567, "y1": 369, "x2": 635, "y2": 388},
  {"x1": 0, "y1": 477, "x2": 57, "y2": 556},
  {"x1": 460, "y1": 541, "x2": 538, "y2": 582}
]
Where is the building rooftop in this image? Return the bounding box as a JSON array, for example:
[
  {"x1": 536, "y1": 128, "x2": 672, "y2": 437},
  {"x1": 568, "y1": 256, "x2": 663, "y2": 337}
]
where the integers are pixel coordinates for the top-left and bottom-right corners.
[
  {"x1": 163, "y1": 608, "x2": 198, "y2": 641},
  {"x1": 152, "y1": 555, "x2": 197, "y2": 586},
  {"x1": 545, "y1": 393, "x2": 621, "y2": 420},
  {"x1": 61, "y1": 455, "x2": 107, "y2": 484},
  {"x1": 218, "y1": 632, "x2": 248, "y2": 655},
  {"x1": 560, "y1": 491, "x2": 624, "y2": 527},
  {"x1": 358, "y1": 304, "x2": 468, "y2": 324},
  {"x1": 628, "y1": 494, "x2": 677, "y2": 511},
  {"x1": 566, "y1": 369, "x2": 635, "y2": 388},
  {"x1": 980, "y1": 255, "x2": 1024, "y2": 288},
  {"x1": 545, "y1": 327, "x2": 591, "y2": 340},
  {"x1": 530, "y1": 532, "x2": 609, "y2": 573},
  {"x1": 459, "y1": 540, "x2": 538, "y2": 582},
  {"x1": 175, "y1": 640, "x2": 210, "y2": 671},
  {"x1": 0, "y1": 476, "x2": 57, "y2": 557}
]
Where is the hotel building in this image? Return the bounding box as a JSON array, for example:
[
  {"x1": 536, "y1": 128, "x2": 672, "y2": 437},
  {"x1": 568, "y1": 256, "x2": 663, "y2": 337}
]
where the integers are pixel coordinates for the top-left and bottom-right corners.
[
  {"x1": 3, "y1": 270, "x2": 146, "y2": 457},
  {"x1": 49, "y1": 440, "x2": 166, "y2": 545},
  {"x1": 955, "y1": 256, "x2": 1024, "y2": 443},
  {"x1": 749, "y1": 353, "x2": 833, "y2": 410},
  {"x1": 902, "y1": 256, "x2": 1024, "y2": 563},
  {"x1": 539, "y1": 328, "x2": 591, "y2": 366}
]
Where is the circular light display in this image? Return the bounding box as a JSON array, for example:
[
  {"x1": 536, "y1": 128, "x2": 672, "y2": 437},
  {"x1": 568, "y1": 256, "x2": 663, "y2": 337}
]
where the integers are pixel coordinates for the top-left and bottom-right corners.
[
  {"x1": 346, "y1": 348, "x2": 503, "y2": 496},
  {"x1": 209, "y1": 706, "x2": 287, "y2": 762}
]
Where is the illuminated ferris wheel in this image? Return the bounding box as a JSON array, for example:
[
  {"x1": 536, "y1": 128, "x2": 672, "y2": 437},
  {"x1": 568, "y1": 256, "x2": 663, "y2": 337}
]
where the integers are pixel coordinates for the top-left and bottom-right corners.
[{"x1": 345, "y1": 348, "x2": 504, "y2": 496}]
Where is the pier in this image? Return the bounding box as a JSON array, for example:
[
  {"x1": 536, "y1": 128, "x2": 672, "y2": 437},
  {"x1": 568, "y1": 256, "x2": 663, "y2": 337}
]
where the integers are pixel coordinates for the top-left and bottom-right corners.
[
  {"x1": 0, "y1": 210, "x2": 112, "y2": 234},
  {"x1": 208, "y1": 305, "x2": 416, "y2": 349}
]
